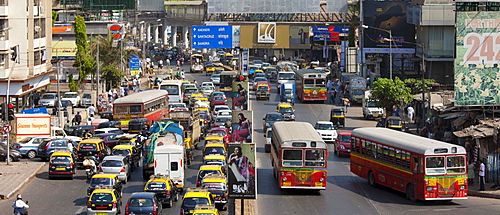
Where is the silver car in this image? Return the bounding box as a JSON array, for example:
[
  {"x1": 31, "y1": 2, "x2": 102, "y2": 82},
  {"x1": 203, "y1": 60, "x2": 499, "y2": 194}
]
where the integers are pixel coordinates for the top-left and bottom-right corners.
[
  {"x1": 98, "y1": 156, "x2": 131, "y2": 183},
  {"x1": 80, "y1": 92, "x2": 92, "y2": 107},
  {"x1": 38, "y1": 93, "x2": 57, "y2": 107}
]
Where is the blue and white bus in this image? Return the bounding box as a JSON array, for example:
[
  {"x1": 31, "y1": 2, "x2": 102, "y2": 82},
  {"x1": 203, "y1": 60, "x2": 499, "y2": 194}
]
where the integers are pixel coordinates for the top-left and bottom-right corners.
[{"x1": 159, "y1": 80, "x2": 183, "y2": 103}]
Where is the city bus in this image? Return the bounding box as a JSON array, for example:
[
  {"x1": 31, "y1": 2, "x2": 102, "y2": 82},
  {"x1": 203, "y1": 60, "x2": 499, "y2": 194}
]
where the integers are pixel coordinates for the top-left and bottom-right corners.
[
  {"x1": 113, "y1": 90, "x2": 170, "y2": 131},
  {"x1": 270, "y1": 121, "x2": 328, "y2": 190},
  {"x1": 350, "y1": 127, "x2": 468, "y2": 201},
  {"x1": 159, "y1": 80, "x2": 183, "y2": 103},
  {"x1": 294, "y1": 69, "x2": 327, "y2": 102}
]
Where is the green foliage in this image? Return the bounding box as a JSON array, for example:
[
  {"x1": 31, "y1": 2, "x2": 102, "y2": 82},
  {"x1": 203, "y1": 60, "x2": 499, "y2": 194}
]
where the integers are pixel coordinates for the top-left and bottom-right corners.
[
  {"x1": 52, "y1": 11, "x2": 58, "y2": 27},
  {"x1": 73, "y1": 16, "x2": 95, "y2": 85},
  {"x1": 68, "y1": 74, "x2": 78, "y2": 92},
  {"x1": 370, "y1": 77, "x2": 414, "y2": 113},
  {"x1": 102, "y1": 65, "x2": 124, "y2": 88},
  {"x1": 404, "y1": 78, "x2": 436, "y2": 94}
]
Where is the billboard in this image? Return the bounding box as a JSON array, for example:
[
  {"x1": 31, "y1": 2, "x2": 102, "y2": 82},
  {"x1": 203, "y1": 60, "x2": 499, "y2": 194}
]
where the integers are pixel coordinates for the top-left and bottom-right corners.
[
  {"x1": 208, "y1": 0, "x2": 321, "y2": 13},
  {"x1": 258, "y1": 22, "x2": 276, "y2": 44},
  {"x1": 191, "y1": 26, "x2": 233, "y2": 49},
  {"x1": 227, "y1": 143, "x2": 256, "y2": 199},
  {"x1": 455, "y1": 12, "x2": 500, "y2": 106},
  {"x1": 362, "y1": 1, "x2": 415, "y2": 53},
  {"x1": 231, "y1": 110, "x2": 253, "y2": 143},
  {"x1": 311, "y1": 26, "x2": 347, "y2": 41},
  {"x1": 232, "y1": 82, "x2": 249, "y2": 110},
  {"x1": 240, "y1": 25, "x2": 289, "y2": 49}
]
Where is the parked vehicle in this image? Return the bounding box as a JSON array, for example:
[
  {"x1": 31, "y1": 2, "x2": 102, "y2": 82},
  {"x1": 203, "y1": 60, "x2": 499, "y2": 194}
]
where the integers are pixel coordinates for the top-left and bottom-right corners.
[
  {"x1": 0, "y1": 148, "x2": 21, "y2": 162},
  {"x1": 38, "y1": 93, "x2": 58, "y2": 107},
  {"x1": 61, "y1": 92, "x2": 80, "y2": 107},
  {"x1": 80, "y1": 92, "x2": 93, "y2": 107},
  {"x1": 37, "y1": 138, "x2": 76, "y2": 161},
  {"x1": 13, "y1": 136, "x2": 51, "y2": 159},
  {"x1": 362, "y1": 90, "x2": 384, "y2": 119}
]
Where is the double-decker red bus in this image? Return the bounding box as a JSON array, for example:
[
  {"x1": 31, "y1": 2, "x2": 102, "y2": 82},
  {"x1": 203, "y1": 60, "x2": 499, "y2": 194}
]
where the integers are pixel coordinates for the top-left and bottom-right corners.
[
  {"x1": 113, "y1": 90, "x2": 170, "y2": 130},
  {"x1": 294, "y1": 69, "x2": 327, "y2": 101},
  {"x1": 270, "y1": 121, "x2": 328, "y2": 190},
  {"x1": 350, "y1": 127, "x2": 468, "y2": 201}
]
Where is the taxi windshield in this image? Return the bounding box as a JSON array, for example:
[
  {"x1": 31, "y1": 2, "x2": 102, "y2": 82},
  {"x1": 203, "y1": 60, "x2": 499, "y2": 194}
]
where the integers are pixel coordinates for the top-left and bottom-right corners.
[
  {"x1": 182, "y1": 197, "x2": 209, "y2": 209},
  {"x1": 199, "y1": 170, "x2": 221, "y2": 179},
  {"x1": 210, "y1": 130, "x2": 226, "y2": 136},
  {"x1": 202, "y1": 182, "x2": 227, "y2": 192},
  {"x1": 146, "y1": 182, "x2": 166, "y2": 190},
  {"x1": 279, "y1": 107, "x2": 293, "y2": 113},
  {"x1": 91, "y1": 193, "x2": 113, "y2": 202},
  {"x1": 112, "y1": 149, "x2": 130, "y2": 156},
  {"x1": 204, "y1": 147, "x2": 225, "y2": 156},
  {"x1": 90, "y1": 178, "x2": 113, "y2": 186},
  {"x1": 117, "y1": 141, "x2": 134, "y2": 145},
  {"x1": 204, "y1": 159, "x2": 225, "y2": 166},
  {"x1": 79, "y1": 143, "x2": 97, "y2": 151},
  {"x1": 51, "y1": 156, "x2": 71, "y2": 164}
]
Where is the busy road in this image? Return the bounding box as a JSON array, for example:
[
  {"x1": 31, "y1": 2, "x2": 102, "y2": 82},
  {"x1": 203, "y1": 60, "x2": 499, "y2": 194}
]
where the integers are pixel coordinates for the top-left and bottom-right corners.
[{"x1": 0, "y1": 66, "x2": 500, "y2": 215}]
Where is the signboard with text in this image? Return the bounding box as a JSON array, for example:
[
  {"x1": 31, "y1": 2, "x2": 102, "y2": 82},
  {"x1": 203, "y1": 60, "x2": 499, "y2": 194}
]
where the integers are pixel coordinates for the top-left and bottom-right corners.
[
  {"x1": 312, "y1": 26, "x2": 348, "y2": 41},
  {"x1": 192, "y1": 26, "x2": 233, "y2": 49}
]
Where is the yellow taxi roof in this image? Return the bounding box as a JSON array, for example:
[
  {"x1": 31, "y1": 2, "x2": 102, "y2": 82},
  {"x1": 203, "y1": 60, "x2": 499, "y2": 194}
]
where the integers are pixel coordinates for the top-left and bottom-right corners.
[
  {"x1": 91, "y1": 173, "x2": 119, "y2": 179},
  {"x1": 201, "y1": 175, "x2": 227, "y2": 183},
  {"x1": 184, "y1": 188, "x2": 212, "y2": 198},
  {"x1": 51, "y1": 151, "x2": 73, "y2": 157},
  {"x1": 79, "y1": 139, "x2": 103, "y2": 144},
  {"x1": 255, "y1": 70, "x2": 264, "y2": 73},
  {"x1": 196, "y1": 97, "x2": 209, "y2": 101},
  {"x1": 204, "y1": 142, "x2": 225, "y2": 148},
  {"x1": 191, "y1": 94, "x2": 204, "y2": 98},
  {"x1": 204, "y1": 155, "x2": 226, "y2": 160},
  {"x1": 182, "y1": 80, "x2": 191, "y2": 84},
  {"x1": 113, "y1": 145, "x2": 134, "y2": 150},
  {"x1": 199, "y1": 165, "x2": 224, "y2": 171},
  {"x1": 205, "y1": 135, "x2": 224, "y2": 140}
]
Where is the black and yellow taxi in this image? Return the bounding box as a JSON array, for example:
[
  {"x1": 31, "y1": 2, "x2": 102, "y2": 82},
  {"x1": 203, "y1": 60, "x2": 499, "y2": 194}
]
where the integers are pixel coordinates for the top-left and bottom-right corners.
[
  {"x1": 111, "y1": 144, "x2": 140, "y2": 171},
  {"x1": 203, "y1": 155, "x2": 226, "y2": 166},
  {"x1": 143, "y1": 174, "x2": 179, "y2": 208},
  {"x1": 76, "y1": 139, "x2": 108, "y2": 167},
  {"x1": 87, "y1": 186, "x2": 122, "y2": 215},
  {"x1": 201, "y1": 175, "x2": 228, "y2": 210},
  {"x1": 196, "y1": 165, "x2": 225, "y2": 187},
  {"x1": 48, "y1": 150, "x2": 75, "y2": 180},
  {"x1": 180, "y1": 188, "x2": 215, "y2": 215},
  {"x1": 203, "y1": 142, "x2": 226, "y2": 157},
  {"x1": 193, "y1": 205, "x2": 220, "y2": 215},
  {"x1": 87, "y1": 174, "x2": 123, "y2": 198}
]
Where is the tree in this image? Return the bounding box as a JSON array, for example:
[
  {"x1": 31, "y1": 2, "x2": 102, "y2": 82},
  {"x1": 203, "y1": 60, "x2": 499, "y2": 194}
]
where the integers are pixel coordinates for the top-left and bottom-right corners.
[
  {"x1": 52, "y1": 11, "x2": 58, "y2": 27},
  {"x1": 404, "y1": 78, "x2": 436, "y2": 95},
  {"x1": 370, "y1": 77, "x2": 414, "y2": 114},
  {"x1": 101, "y1": 65, "x2": 125, "y2": 89},
  {"x1": 73, "y1": 16, "x2": 95, "y2": 85},
  {"x1": 68, "y1": 74, "x2": 78, "y2": 92}
]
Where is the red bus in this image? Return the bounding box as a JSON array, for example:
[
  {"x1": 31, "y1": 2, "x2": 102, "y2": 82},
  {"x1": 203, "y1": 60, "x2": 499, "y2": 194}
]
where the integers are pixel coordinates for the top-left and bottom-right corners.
[
  {"x1": 350, "y1": 128, "x2": 468, "y2": 201},
  {"x1": 271, "y1": 121, "x2": 328, "y2": 190},
  {"x1": 294, "y1": 69, "x2": 327, "y2": 101},
  {"x1": 113, "y1": 90, "x2": 170, "y2": 130}
]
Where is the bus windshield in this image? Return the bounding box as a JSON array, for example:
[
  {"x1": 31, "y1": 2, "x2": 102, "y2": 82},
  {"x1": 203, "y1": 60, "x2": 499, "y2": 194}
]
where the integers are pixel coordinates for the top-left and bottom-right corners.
[
  {"x1": 425, "y1": 156, "x2": 445, "y2": 174},
  {"x1": 160, "y1": 85, "x2": 180, "y2": 95},
  {"x1": 446, "y1": 155, "x2": 466, "y2": 174},
  {"x1": 305, "y1": 149, "x2": 326, "y2": 167},
  {"x1": 282, "y1": 149, "x2": 303, "y2": 167},
  {"x1": 315, "y1": 79, "x2": 326, "y2": 87},
  {"x1": 304, "y1": 79, "x2": 315, "y2": 88},
  {"x1": 278, "y1": 73, "x2": 295, "y2": 80}
]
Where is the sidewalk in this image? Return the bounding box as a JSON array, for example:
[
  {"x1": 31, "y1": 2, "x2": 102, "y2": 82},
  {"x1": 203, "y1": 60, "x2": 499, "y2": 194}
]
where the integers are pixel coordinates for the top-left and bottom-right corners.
[{"x1": 0, "y1": 162, "x2": 45, "y2": 200}]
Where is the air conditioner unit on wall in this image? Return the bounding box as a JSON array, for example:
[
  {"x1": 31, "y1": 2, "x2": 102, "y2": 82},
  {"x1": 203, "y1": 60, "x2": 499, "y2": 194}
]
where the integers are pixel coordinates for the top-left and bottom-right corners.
[{"x1": 39, "y1": 6, "x2": 44, "y2": 14}]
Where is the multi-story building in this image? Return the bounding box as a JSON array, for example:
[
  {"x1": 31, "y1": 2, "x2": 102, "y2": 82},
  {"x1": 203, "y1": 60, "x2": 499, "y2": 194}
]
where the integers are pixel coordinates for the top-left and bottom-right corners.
[{"x1": 0, "y1": 0, "x2": 52, "y2": 110}]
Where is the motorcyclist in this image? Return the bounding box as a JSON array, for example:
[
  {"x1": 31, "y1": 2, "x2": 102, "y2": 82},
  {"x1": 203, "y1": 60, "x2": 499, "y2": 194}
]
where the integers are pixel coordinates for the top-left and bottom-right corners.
[
  {"x1": 83, "y1": 156, "x2": 97, "y2": 174},
  {"x1": 12, "y1": 194, "x2": 29, "y2": 215}
]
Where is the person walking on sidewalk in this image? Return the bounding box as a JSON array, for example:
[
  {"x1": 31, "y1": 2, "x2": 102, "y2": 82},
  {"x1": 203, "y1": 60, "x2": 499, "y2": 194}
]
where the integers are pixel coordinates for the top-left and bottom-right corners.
[
  {"x1": 479, "y1": 159, "x2": 486, "y2": 191},
  {"x1": 88, "y1": 104, "x2": 95, "y2": 118},
  {"x1": 12, "y1": 194, "x2": 29, "y2": 215},
  {"x1": 468, "y1": 162, "x2": 475, "y2": 185}
]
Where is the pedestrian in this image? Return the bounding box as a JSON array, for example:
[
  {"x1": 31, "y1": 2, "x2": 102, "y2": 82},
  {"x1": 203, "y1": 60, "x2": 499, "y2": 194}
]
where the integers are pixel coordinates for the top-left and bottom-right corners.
[
  {"x1": 479, "y1": 159, "x2": 486, "y2": 191},
  {"x1": 88, "y1": 104, "x2": 95, "y2": 118},
  {"x1": 407, "y1": 106, "x2": 415, "y2": 123},
  {"x1": 166, "y1": 58, "x2": 170, "y2": 66},
  {"x1": 119, "y1": 86, "x2": 125, "y2": 97},
  {"x1": 124, "y1": 86, "x2": 129, "y2": 96},
  {"x1": 468, "y1": 162, "x2": 475, "y2": 185},
  {"x1": 113, "y1": 89, "x2": 118, "y2": 100},
  {"x1": 136, "y1": 77, "x2": 141, "y2": 91},
  {"x1": 12, "y1": 194, "x2": 29, "y2": 215},
  {"x1": 75, "y1": 112, "x2": 82, "y2": 125},
  {"x1": 132, "y1": 78, "x2": 138, "y2": 92},
  {"x1": 108, "y1": 89, "x2": 113, "y2": 101},
  {"x1": 158, "y1": 59, "x2": 163, "y2": 69},
  {"x1": 342, "y1": 97, "x2": 350, "y2": 113}
]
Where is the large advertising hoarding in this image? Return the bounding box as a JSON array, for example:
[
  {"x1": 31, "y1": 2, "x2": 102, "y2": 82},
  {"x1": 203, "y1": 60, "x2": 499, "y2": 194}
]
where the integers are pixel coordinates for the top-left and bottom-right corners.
[
  {"x1": 227, "y1": 143, "x2": 256, "y2": 199},
  {"x1": 455, "y1": 12, "x2": 500, "y2": 106},
  {"x1": 231, "y1": 110, "x2": 253, "y2": 143},
  {"x1": 362, "y1": 1, "x2": 415, "y2": 53},
  {"x1": 232, "y1": 82, "x2": 249, "y2": 110},
  {"x1": 208, "y1": 0, "x2": 321, "y2": 13},
  {"x1": 240, "y1": 25, "x2": 289, "y2": 49}
]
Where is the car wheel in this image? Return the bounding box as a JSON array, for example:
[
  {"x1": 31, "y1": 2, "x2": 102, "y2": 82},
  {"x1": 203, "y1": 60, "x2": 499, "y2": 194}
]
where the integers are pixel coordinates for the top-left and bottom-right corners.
[
  {"x1": 27, "y1": 150, "x2": 37, "y2": 159},
  {"x1": 166, "y1": 197, "x2": 173, "y2": 208},
  {"x1": 174, "y1": 192, "x2": 179, "y2": 202},
  {"x1": 5, "y1": 156, "x2": 13, "y2": 162}
]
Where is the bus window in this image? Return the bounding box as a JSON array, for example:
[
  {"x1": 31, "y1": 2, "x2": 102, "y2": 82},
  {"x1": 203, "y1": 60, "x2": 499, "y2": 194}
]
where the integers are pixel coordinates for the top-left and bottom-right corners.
[
  {"x1": 395, "y1": 149, "x2": 401, "y2": 166},
  {"x1": 446, "y1": 155, "x2": 466, "y2": 174},
  {"x1": 305, "y1": 149, "x2": 325, "y2": 167},
  {"x1": 315, "y1": 79, "x2": 326, "y2": 87},
  {"x1": 304, "y1": 79, "x2": 314, "y2": 88},
  {"x1": 389, "y1": 148, "x2": 395, "y2": 163},
  {"x1": 282, "y1": 149, "x2": 303, "y2": 167},
  {"x1": 426, "y1": 156, "x2": 445, "y2": 174},
  {"x1": 382, "y1": 146, "x2": 389, "y2": 162},
  {"x1": 115, "y1": 106, "x2": 128, "y2": 114},
  {"x1": 361, "y1": 140, "x2": 366, "y2": 155},
  {"x1": 130, "y1": 105, "x2": 142, "y2": 114}
]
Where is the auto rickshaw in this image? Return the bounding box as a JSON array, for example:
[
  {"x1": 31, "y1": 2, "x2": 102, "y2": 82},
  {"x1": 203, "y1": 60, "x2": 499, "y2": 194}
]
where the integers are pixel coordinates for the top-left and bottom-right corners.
[
  {"x1": 76, "y1": 139, "x2": 108, "y2": 168},
  {"x1": 128, "y1": 118, "x2": 150, "y2": 134},
  {"x1": 330, "y1": 107, "x2": 345, "y2": 127},
  {"x1": 376, "y1": 116, "x2": 404, "y2": 131},
  {"x1": 276, "y1": 102, "x2": 295, "y2": 121}
]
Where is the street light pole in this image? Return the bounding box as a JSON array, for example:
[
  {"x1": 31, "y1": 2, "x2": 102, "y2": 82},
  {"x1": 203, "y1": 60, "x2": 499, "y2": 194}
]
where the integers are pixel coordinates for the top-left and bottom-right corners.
[{"x1": 362, "y1": 25, "x2": 392, "y2": 79}]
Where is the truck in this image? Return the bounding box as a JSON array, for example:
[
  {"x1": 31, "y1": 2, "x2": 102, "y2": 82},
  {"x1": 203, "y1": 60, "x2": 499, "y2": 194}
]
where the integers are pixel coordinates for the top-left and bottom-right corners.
[
  {"x1": 12, "y1": 114, "x2": 81, "y2": 142},
  {"x1": 362, "y1": 90, "x2": 384, "y2": 119},
  {"x1": 279, "y1": 83, "x2": 296, "y2": 105},
  {"x1": 142, "y1": 121, "x2": 185, "y2": 184},
  {"x1": 170, "y1": 109, "x2": 202, "y2": 149},
  {"x1": 348, "y1": 76, "x2": 367, "y2": 104}
]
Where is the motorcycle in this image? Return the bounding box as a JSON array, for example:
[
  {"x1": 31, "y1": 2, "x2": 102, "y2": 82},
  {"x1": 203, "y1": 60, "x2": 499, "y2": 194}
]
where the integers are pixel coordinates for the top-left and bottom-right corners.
[{"x1": 83, "y1": 158, "x2": 97, "y2": 180}]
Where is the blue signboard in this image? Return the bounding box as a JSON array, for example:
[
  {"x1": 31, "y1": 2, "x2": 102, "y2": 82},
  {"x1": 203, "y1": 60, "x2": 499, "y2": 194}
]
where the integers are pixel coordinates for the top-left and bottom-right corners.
[
  {"x1": 129, "y1": 55, "x2": 140, "y2": 70},
  {"x1": 312, "y1": 26, "x2": 349, "y2": 41},
  {"x1": 192, "y1": 26, "x2": 233, "y2": 49},
  {"x1": 21, "y1": 107, "x2": 48, "y2": 114}
]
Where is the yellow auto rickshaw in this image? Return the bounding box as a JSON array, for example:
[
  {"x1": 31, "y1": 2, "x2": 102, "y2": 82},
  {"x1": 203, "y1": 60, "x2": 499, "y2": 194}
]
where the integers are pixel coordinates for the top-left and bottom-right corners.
[{"x1": 330, "y1": 107, "x2": 345, "y2": 127}]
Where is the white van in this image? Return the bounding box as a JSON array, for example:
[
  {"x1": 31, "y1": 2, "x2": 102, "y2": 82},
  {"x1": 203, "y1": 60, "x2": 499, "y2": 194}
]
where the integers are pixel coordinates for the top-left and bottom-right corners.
[{"x1": 154, "y1": 143, "x2": 185, "y2": 189}]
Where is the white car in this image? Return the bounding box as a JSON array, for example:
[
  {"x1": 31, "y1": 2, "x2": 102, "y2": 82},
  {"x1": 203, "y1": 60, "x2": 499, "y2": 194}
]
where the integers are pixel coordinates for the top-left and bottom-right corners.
[
  {"x1": 314, "y1": 121, "x2": 338, "y2": 143},
  {"x1": 61, "y1": 92, "x2": 80, "y2": 107},
  {"x1": 201, "y1": 86, "x2": 215, "y2": 97},
  {"x1": 211, "y1": 105, "x2": 230, "y2": 119},
  {"x1": 38, "y1": 93, "x2": 58, "y2": 107},
  {"x1": 201, "y1": 81, "x2": 215, "y2": 88},
  {"x1": 215, "y1": 109, "x2": 232, "y2": 119},
  {"x1": 210, "y1": 74, "x2": 221, "y2": 85},
  {"x1": 264, "y1": 128, "x2": 272, "y2": 153},
  {"x1": 80, "y1": 92, "x2": 93, "y2": 107}
]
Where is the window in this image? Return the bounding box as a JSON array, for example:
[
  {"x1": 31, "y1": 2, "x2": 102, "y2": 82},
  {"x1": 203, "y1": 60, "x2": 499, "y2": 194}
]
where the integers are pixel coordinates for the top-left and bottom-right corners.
[
  {"x1": 395, "y1": 149, "x2": 401, "y2": 166},
  {"x1": 304, "y1": 79, "x2": 314, "y2": 88},
  {"x1": 282, "y1": 149, "x2": 303, "y2": 167},
  {"x1": 115, "y1": 106, "x2": 128, "y2": 114},
  {"x1": 305, "y1": 149, "x2": 325, "y2": 167},
  {"x1": 389, "y1": 148, "x2": 395, "y2": 163},
  {"x1": 315, "y1": 79, "x2": 326, "y2": 87},
  {"x1": 129, "y1": 105, "x2": 142, "y2": 114},
  {"x1": 446, "y1": 155, "x2": 466, "y2": 174},
  {"x1": 171, "y1": 161, "x2": 179, "y2": 171},
  {"x1": 425, "y1": 156, "x2": 445, "y2": 174}
]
